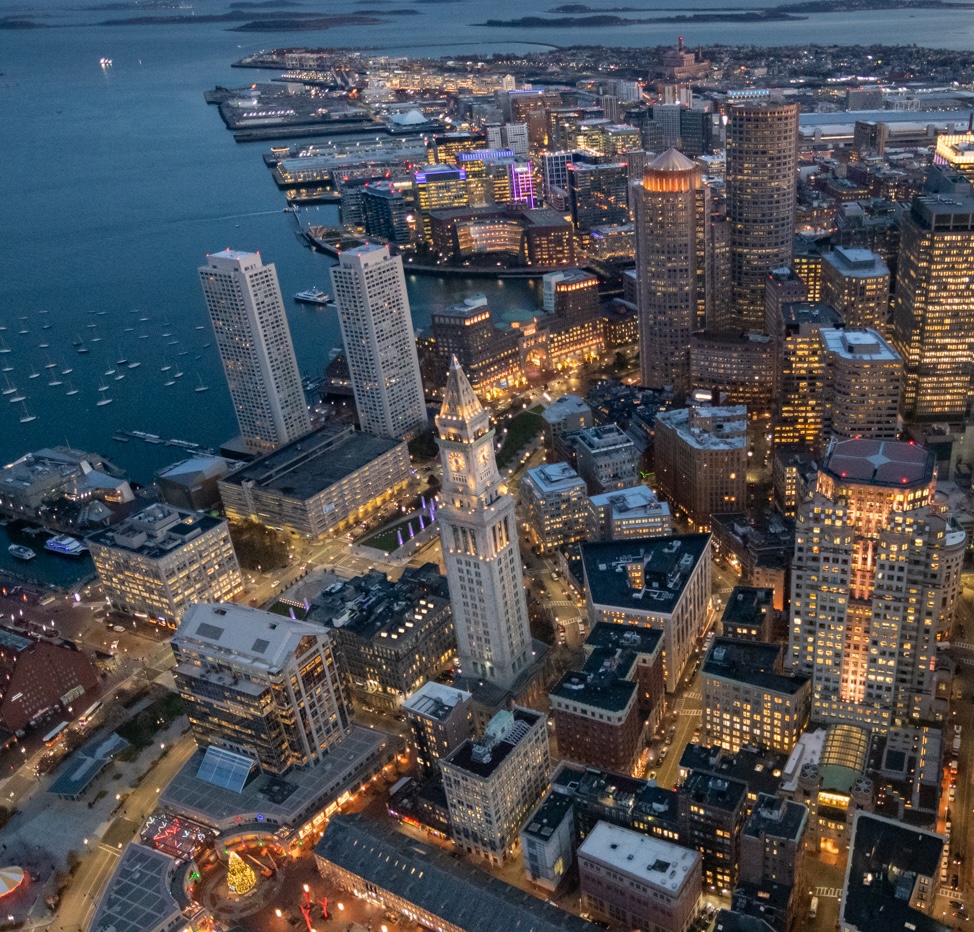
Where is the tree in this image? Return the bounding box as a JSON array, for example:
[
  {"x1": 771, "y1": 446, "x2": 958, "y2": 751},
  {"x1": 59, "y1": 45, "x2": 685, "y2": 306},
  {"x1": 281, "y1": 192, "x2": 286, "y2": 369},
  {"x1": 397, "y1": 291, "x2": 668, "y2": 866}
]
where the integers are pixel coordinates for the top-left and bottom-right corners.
[
  {"x1": 229, "y1": 521, "x2": 289, "y2": 572},
  {"x1": 227, "y1": 851, "x2": 257, "y2": 895}
]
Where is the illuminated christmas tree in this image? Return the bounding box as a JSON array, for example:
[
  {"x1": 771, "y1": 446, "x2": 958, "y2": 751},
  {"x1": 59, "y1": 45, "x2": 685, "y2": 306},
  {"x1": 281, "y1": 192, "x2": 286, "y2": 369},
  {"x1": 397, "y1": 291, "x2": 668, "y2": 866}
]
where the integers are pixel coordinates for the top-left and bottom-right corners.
[{"x1": 227, "y1": 851, "x2": 256, "y2": 895}]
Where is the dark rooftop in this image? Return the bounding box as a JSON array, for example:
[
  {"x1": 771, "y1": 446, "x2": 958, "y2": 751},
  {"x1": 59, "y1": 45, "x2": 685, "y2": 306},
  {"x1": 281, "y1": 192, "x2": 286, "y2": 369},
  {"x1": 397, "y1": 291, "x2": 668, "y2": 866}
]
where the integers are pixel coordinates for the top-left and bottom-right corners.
[
  {"x1": 308, "y1": 564, "x2": 449, "y2": 644},
  {"x1": 551, "y1": 651, "x2": 637, "y2": 713},
  {"x1": 219, "y1": 424, "x2": 403, "y2": 502},
  {"x1": 841, "y1": 813, "x2": 948, "y2": 932},
  {"x1": 522, "y1": 791, "x2": 575, "y2": 842},
  {"x1": 315, "y1": 815, "x2": 594, "y2": 932},
  {"x1": 551, "y1": 763, "x2": 680, "y2": 830},
  {"x1": 742, "y1": 793, "x2": 807, "y2": 843},
  {"x1": 779, "y1": 301, "x2": 844, "y2": 329},
  {"x1": 443, "y1": 707, "x2": 542, "y2": 780},
  {"x1": 585, "y1": 622, "x2": 662, "y2": 658},
  {"x1": 702, "y1": 638, "x2": 809, "y2": 696},
  {"x1": 721, "y1": 587, "x2": 774, "y2": 630},
  {"x1": 713, "y1": 909, "x2": 777, "y2": 932},
  {"x1": 822, "y1": 438, "x2": 935, "y2": 489},
  {"x1": 679, "y1": 744, "x2": 786, "y2": 799},
  {"x1": 681, "y1": 771, "x2": 747, "y2": 812},
  {"x1": 581, "y1": 535, "x2": 710, "y2": 616}
]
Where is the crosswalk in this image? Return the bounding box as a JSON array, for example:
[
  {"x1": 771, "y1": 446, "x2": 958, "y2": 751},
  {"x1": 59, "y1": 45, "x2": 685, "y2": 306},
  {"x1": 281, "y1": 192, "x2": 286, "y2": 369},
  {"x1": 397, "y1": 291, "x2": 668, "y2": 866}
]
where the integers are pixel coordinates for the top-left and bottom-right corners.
[
  {"x1": 549, "y1": 600, "x2": 576, "y2": 608},
  {"x1": 684, "y1": 690, "x2": 702, "y2": 701},
  {"x1": 953, "y1": 641, "x2": 974, "y2": 653},
  {"x1": 677, "y1": 708, "x2": 701, "y2": 717},
  {"x1": 814, "y1": 886, "x2": 842, "y2": 899}
]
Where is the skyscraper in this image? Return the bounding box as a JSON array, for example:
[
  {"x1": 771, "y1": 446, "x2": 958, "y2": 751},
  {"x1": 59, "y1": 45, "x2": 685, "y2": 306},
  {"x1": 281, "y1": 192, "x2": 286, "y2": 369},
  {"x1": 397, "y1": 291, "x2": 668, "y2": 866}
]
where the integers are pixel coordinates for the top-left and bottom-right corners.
[
  {"x1": 892, "y1": 187, "x2": 974, "y2": 421},
  {"x1": 726, "y1": 102, "x2": 799, "y2": 328},
  {"x1": 330, "y1": 244, "x2": 428, "y2": 441},
  {"x1": 633, "y1": 148, "x2": 712, "y2": 392},
  {"x1": 436, "y1": 359, "x2": 533, "y2": 690},
  {"x1": 787, "y1": 439, "x2": 966, "y2": 727},
  {"x1": 199, "y1": 249, "x2": 311, "y2": 453}
]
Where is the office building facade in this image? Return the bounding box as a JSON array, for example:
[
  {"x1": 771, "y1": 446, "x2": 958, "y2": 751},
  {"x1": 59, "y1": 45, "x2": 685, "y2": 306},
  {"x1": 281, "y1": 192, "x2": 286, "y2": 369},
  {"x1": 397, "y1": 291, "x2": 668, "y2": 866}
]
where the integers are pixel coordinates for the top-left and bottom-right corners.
[
  {"x1": 820, "y1": 247, "x2": 890, "y2": 331},
  {"x1": 199, "y1": 249, "x2": 311, "y2": 453}
]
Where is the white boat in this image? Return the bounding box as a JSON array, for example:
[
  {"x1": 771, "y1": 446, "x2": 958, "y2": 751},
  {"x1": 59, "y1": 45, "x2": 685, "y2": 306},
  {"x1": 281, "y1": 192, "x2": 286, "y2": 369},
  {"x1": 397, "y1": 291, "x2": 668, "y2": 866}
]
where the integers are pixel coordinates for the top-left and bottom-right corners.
[
  {"x1": 195, "y1": 374, "x2": 209, "y2": 393},
  {"x1": 65, "y1": 382, "x2": 79, "y2": 396},
  {"x1": 44, "y1": 535, "x2": 87, "y2": 557},
  {"x1": 8, "y1": 544, "x2": 35, "y2": 561},
  {"x1": 294, "y1": 287, "x2": 334, "y2": 306},
  {"x1": 2, "y1": 376, "x2": 16, "y2": 396}
]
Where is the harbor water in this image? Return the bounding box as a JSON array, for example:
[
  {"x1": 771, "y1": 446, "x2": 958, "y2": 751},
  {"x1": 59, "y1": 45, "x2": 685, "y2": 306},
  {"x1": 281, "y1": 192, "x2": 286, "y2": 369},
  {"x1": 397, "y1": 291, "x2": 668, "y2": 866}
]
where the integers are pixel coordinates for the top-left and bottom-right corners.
[{"x1": 2, "y1": 0, "x2": 974, "y2": 482}]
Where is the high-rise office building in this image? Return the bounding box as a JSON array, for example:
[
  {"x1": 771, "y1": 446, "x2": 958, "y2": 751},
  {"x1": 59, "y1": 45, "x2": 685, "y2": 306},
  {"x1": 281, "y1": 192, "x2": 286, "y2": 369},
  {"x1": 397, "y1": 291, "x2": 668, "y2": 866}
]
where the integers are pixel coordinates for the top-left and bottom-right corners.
[
  {"x1": 892, "y1": 187, "x2": 974, "y2": 421},
  {"x1": 199, "y1": 249, "x2": 311, "y2": 453},
  {"x1": 788, "y1": 439, "x2": 967, "y2": 727},
  {"x1": 769, "y1": 301, "x2": 844, "y2": 449},
  {"x1": 330, "y1": 244, "x2": 428, "y2": 441},
  {"x1": 172, "y1": 603, "x2": 350, "y2": 775},
  {"x1": 820, "y1": 327, "x2": 902, "y2": 443},
  {"x1": 820, "y1": 247, "x2": 890, "y2": 331},
  {"x1": 726, "y1": 102, "x2": 799, "y2": 328},
  {"x1": 633, "y1": 148, "x2": 712, "y2": 393},
  {"x1": 436, "y1": 359, "x2": 533, "y2": 690},
  {"x1": 567, "y1": 157, "x2": 631, "y2": 232}
]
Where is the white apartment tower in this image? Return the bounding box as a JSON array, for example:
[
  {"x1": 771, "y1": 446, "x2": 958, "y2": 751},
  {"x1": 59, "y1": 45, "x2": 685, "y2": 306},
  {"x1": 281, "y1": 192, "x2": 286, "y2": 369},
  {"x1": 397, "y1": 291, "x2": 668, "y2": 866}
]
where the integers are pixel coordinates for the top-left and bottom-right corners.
[
  {"x1": 330, "y1": 244, "x2": 428, "y2": 440},
  {"x1": 199, "y1": 249, "x2": 311, "y2": 453},
  {"x1": 436, "y1": 358, "x2": 533, "y2": 690}
]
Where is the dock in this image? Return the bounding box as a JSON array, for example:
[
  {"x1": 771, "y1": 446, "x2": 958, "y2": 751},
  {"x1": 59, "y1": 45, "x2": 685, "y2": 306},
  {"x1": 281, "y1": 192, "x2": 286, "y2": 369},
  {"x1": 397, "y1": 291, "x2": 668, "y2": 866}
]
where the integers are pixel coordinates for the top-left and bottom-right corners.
[{"x1": 113, "y1": 431, "x2": 215, "y2": 454}]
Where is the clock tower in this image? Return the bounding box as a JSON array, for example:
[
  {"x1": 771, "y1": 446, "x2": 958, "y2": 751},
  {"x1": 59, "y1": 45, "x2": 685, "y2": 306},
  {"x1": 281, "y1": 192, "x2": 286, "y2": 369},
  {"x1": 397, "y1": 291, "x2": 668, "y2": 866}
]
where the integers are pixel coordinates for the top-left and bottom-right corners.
[{"x1": 436, "y1": 358, "x2": 533, "y2": 691}]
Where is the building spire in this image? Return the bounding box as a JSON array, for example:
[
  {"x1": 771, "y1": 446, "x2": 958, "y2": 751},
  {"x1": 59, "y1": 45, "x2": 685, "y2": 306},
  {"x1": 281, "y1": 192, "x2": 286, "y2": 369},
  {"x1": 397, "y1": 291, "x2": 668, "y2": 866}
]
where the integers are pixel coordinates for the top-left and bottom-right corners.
[{"x1": 439, "y1": 356, "x2": 483, "y2": 422}]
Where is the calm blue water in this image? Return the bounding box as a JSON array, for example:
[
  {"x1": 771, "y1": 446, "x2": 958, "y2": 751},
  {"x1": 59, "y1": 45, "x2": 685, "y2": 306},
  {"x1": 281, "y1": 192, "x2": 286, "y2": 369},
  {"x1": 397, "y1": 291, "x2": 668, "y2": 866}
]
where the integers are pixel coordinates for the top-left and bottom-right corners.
[{"x1": 2, "y1": 1, "x2": 974, "y2": 481}]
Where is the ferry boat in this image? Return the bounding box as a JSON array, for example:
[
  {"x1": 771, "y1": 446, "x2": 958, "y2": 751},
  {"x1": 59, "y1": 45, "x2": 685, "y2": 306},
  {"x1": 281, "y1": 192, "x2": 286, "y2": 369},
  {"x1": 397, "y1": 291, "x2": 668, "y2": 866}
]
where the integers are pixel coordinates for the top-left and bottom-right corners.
[
  {"x1": 294, "y1": 288, "x2": 335, "y2": 307},
  {"x1": 44, "y1": 535, "x2": 87, "y2": 557},
  {"x1": 8, "y1": 544, "x2": 36, "y2": 561}
]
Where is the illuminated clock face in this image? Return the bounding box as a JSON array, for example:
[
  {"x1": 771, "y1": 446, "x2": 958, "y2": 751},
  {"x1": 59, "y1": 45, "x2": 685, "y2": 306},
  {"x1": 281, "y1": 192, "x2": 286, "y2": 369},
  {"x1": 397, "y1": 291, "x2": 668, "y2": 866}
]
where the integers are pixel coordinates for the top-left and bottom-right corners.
[
  {"x1": 448, "y1": 452, "x2": 464, "y2": 474},
  {"x1": 478, "y1": 447, "x2": 490, "y2": 467}
]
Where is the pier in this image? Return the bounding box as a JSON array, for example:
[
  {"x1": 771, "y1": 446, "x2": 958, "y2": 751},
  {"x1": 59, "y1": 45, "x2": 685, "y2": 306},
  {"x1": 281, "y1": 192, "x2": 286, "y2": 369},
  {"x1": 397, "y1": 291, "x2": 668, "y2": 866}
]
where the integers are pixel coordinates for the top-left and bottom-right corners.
[{"x1": 113, "y1": 430, "x2": 215, "y2": 454}]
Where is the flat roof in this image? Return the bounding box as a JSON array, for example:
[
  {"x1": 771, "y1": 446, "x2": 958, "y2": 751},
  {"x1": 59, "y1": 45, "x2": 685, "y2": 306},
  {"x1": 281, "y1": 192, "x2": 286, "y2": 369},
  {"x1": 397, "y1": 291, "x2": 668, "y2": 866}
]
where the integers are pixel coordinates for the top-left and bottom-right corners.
[
  {"x1": 779, "y1": 301, "x2": 844, "y2": 328},
  {"x1": 721, "y1": 587, "x2": 774, "y2": 629},
  {"x1": 542, "y1": 395, "x2": 590, "y2": 425},
  {"x1": 585, "y1": 621, "x2": 662, "y2": 658},
  {"x1": 174, "y1": 603, "x2": 326, "y2": 673},
  {"x1": 703, "y1": 638, "x2": 808, "y2": 696},
  {"x1": 578, "y1": 822, "x2": 699, "y2": 895},
  {"x1": 161, "y1": 727, "x2": 395, "y2": 831},
  {"x1": 551, "y1": 665, "x2": 636, "y2": 713},
  {"x1": 525, "y1": 462, "x2": 586, "y2": 494},
  {"x1": 742, "y1": 793, "x2": 807, "y2": 843},
  {"x1": 588, "y1": 486, "x2": 669, "y2": 519},
  {"x1": 219, "y1": 424, "x2": 403, "y2": 502},
  {"x1": 315, "y1": 815, "x2": 593, "y2": 932},
  {"x1": 87, "y1": 504, "x2": 226, "y2": 559},
  {"x1": 679, "y1": 744, "x2": 786, "y2": 799},
  {"x1": 656, "y1": 406, "x2": 746, "y2": 451},
  {"x1": 49, "y1": 732, "x2": 129, "y2": 799},
  {"x1": 443, "y1": 707, "x2": 541, "y2": 779},
  {"x1": 820, "y1": 327, "x2": 899, "y2": 362},
  {"x1": 582, "y1": 535, "x2": 710, "y2": 617},
  {"x1": 823, "y1": 246, "x2": 888, "y2": 276},
  {"x1": 403, "y1": 681, "x2": 472, "y2": 722},
  {"x1": 841, "y1": 813, "x2": 948, "y2": 932},
  {"x1": 823, "y1": 438, "x2": 935, "y2": 488},
  {"x1": 682, "y1": 771, "x2": 747, "y2": 811},
  {"x1": 521, "y1": 791, "x2": 575, "y2": 842}
]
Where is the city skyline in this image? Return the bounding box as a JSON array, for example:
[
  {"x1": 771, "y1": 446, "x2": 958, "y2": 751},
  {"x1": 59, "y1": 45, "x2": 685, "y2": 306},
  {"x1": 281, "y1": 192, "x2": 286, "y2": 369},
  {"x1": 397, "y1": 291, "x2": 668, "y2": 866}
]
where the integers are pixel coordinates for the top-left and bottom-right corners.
[{"x1": 6, "y1": 30, "x2": 974, "y2": 932}]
